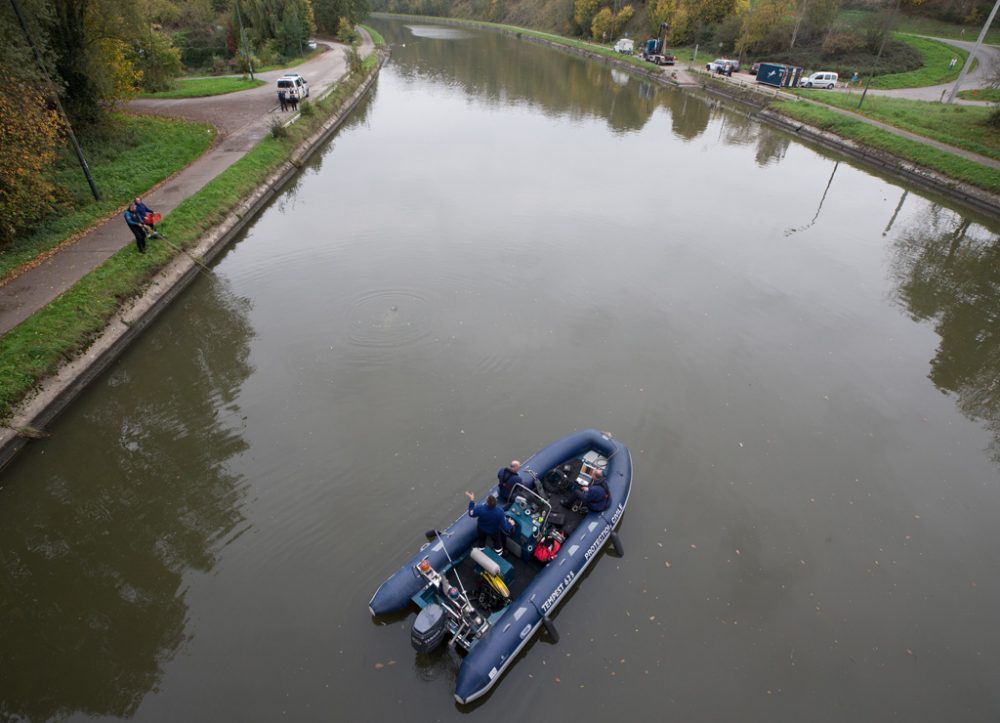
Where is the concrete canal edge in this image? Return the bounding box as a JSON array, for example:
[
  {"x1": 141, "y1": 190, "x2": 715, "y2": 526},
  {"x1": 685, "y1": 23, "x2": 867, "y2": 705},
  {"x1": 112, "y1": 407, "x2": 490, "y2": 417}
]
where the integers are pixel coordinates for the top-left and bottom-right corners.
[
  {"x1": 384, "y1": 13, "x2": 1000, "y2": 219},
  {"x1": 0, "y1": 48, "x2": 390, "y2": 473}
]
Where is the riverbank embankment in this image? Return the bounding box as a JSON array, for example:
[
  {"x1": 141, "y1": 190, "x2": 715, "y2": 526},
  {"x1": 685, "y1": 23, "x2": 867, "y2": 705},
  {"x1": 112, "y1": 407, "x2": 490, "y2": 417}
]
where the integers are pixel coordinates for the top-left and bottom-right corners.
[
  {"x1": 0, "y1": 45, "x2": 389, "y2": 472},
  {"x1": 377, "y1": 13, "x2": 1000, "y2": 218}
]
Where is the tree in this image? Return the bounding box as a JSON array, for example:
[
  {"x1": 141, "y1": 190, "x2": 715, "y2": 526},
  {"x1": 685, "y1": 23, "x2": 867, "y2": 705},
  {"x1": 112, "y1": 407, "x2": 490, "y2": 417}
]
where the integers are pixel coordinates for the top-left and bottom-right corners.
[
  {"x1": 591, "y1": 6, "x2": 613, "y2": 39},
  {"x1": 0, "y1": 69, "x2": 66, "y2": 246},
  {"x1": 648, "y1": 0, "x2": 673, "y2": 34},
  {"x1": 574, "y1": 0, "x2": 599, "y2": 34},
  {"x1": 313, "y1": 0, "x2": 370, "y2": 33},
  {"x1": 43, "y1": 0, "x2": 149, "y2": 123},
  {"x1": 134, "y1": 29, "x2": 182, "y2": 92}
]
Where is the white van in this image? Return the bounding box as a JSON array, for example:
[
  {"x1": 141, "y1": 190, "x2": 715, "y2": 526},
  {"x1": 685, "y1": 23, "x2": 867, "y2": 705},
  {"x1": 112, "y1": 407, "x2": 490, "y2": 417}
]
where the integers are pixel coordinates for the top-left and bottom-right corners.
[
  {"x1": 800, "y1": 71, "x2": 838, "y2": 89},
  {"x1": 277, "y1": 74, "x2": 309, "y2": 98},
  {"x1": 613, "y1": 38, "x2": 634, "y2": 55}
]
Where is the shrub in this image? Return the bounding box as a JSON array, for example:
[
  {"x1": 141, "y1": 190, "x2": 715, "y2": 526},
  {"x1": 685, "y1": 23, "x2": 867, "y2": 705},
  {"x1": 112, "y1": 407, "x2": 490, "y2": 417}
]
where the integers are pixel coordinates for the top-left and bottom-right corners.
[
  {"x1": 269, "y1": 117, "x2": 288, "y2": 139},
  {"x1": 299, "y1": 99, "x2": 315, "y2": 116},
  {"x1": 822, "y1": 31, "x2": 863, "y2": 57}
]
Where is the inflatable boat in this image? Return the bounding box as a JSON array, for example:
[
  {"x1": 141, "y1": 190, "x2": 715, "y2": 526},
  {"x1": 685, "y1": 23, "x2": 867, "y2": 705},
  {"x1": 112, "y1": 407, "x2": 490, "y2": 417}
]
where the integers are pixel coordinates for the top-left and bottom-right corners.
[{"x1": 369, "y1": 429, "x2": 633, "y2": 704}]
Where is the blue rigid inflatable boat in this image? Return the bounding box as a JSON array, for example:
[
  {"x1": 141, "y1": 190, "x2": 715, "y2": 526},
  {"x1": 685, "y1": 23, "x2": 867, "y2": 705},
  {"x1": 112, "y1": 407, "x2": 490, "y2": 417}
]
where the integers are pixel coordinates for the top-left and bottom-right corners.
[{"x1": 369, "y1": 428, "x2": 632, "y2": 704}]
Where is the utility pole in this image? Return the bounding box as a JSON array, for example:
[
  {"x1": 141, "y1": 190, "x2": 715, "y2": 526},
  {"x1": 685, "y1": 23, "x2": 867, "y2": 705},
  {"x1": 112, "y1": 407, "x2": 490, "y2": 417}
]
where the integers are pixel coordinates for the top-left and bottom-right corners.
[
  {"x1": 945, "y1": 0, "x2": 1000, "y2": 103},
  {"x1": 235, "y1": 0, "x2": 254, "y2": 80},
  {"x1": 858, "y1": 0, "x2": 902, "y2": 110},
  {"x1": 8, "y1": 0, "x2": 100, "y2": 200}
]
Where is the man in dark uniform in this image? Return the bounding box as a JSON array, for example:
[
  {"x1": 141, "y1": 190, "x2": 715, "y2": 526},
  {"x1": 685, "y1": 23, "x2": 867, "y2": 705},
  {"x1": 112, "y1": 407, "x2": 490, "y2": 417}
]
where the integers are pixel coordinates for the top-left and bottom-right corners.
[
  {"x1": 123, "y1": 202, "x2": 147, "y2": 253},
  {"x1": 465, "y1": 492, "x2": 514, "y2": 556},
  {"x1": 574, "y1": 468, "x2": 611, "y2": 512}
]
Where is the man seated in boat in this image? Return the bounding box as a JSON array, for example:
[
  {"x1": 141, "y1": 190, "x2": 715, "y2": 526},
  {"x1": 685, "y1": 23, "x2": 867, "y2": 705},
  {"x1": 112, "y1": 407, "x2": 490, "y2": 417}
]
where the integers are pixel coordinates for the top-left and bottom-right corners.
[
  {"x1": 496, "y1": 459, "x2": 535, "y2": 504},
  {"x1": 465, "y1": 492, "x2": 515, "y2": 556},
  {"x1": 573, "y1": 468, "x2": 611, "y2": 512}
]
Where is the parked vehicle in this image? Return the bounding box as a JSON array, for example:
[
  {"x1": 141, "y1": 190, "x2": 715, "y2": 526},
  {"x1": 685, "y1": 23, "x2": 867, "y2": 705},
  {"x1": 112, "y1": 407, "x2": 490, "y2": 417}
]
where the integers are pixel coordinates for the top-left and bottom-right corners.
[
  {"x1": 800, "y1": 71, "x2": 838, "y2": 89},
  {"x1": 706, "y1": 58, "x2": 740, "y2": 73},
  {"x1": 276, "y1": 73, "x2": 309, "y2": 98},
  {"x1": 749, "y1": 62, "x2": 760, "y2": 76},
  {"x1": 641, "y1": 38, "x2": 676, "y2": 65},
  {"x1": 755, "y1": 62, "x2": 803, "y2": 88},
  {"x1": 613, "y1": 38, "x2": 634, "y2": 54}
]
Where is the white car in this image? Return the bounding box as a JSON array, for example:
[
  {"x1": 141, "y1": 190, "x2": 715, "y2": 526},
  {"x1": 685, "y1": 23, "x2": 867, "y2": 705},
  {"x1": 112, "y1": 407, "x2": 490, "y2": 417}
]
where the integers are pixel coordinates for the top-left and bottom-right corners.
[
  {"x1": 614, "y1": 38, "x2": 634, "y2": 54},
  {"x1": 800, "y1": 71, "x2": 838, "y2": 89},
  {"x1": 706, "y1": 58, "x2": 740, "y2": 73}
]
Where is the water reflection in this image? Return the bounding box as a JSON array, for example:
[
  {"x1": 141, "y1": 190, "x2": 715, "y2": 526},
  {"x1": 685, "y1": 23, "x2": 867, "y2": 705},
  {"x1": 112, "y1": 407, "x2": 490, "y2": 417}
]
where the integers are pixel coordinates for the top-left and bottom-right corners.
[
  {"x1": 892, "y1": 204, "x2": 1000, "y2": 460},
  {"x1": 0, "y1": 279, "x2": 254, "y2": 720}
]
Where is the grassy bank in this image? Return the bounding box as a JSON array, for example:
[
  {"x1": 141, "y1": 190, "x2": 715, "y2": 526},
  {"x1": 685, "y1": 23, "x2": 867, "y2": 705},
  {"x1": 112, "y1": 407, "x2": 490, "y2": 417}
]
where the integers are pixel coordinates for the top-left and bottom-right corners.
[
  {"x1": 771, "y1": 98, "x2": 1000, "y2": 193},
  {"x1": 958, "y1": 88, "x2": 1000, "y2": 102},
  {"x1": 868, "y1": 35, "x2": 968, "y2": 89},
  {"x1": 794, "y1": 90, "x2": 1000, "y2": 160},
  {"x1": 0, "y1": 44, "x2": 384, "y2": 422},
  {"x1": 840, "y1": 9, "x2": 1000, "y2": 45},
  {"x1": 0, "y1": 116, "x2": 215, "y2": 282},
  {"x1": 141, "y1": 77, "x2": 265, "y2": 99}
]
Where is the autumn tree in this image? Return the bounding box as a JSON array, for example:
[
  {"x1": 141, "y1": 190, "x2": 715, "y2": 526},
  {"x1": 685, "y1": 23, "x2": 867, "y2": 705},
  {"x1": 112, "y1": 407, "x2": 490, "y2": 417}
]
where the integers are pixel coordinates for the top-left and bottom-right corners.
[
  {"x1": 0, "y1": 69, "x2": 66, "y2": 246},
  {"x1": 574, "y1": 0, "x2": 599, "y2": 34},
  {"x1": 313, "y1": 0, "x2": 370, "y2": 33},
  {"x1": 591, "y1": 6, "x2": 612, "y2": 39}
]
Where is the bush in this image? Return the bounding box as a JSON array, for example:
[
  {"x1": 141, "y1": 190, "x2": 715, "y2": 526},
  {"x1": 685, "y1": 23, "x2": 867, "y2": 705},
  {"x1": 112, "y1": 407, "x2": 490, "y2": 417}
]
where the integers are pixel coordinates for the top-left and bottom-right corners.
[
  {"x1": 269, "y1": 117, "x2": 288, "y2": 139},
  {"x1": 822, "y1": 31, "x2": 863, "y2": 57},
  {"x1": 989, "y1": 105, "x2": 1000, "y2": 128},
  {"x1": 299, "y1": 99, "x2": 315, "y2": 116}
]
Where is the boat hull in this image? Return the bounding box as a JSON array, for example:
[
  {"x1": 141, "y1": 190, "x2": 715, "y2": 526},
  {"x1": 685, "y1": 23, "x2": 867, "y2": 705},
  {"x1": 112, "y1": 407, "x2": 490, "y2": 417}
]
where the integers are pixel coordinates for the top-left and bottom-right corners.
[{"x1": 368, "y1": 428, "x2": 633, "y2": 704}]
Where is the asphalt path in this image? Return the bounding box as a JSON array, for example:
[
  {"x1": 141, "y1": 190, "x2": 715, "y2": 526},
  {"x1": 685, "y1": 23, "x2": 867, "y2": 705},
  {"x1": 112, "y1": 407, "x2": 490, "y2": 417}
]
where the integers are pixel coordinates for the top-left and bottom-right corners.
[{"x1": 0, "y1": 35, "x2": 372, "y2": 336}]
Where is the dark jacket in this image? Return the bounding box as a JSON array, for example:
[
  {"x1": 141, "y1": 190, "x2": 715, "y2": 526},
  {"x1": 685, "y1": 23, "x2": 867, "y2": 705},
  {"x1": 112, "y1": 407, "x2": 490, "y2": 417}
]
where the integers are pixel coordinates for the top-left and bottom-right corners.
[
  {"x1": 575, "y1": 479, "x2": 611, "y2": 512},
  {"x1": 468, "y1": 501, "x2": 512, "y2": 535},
  {"x1": 123, "y1": 209, "x2": 144, "y2": 227},
  {"x1": 497, "y1": 467, "x2": 522, "y2": 501},
  {"x1": 135, "y1": 201, "x2": 153, "y2": 221}
]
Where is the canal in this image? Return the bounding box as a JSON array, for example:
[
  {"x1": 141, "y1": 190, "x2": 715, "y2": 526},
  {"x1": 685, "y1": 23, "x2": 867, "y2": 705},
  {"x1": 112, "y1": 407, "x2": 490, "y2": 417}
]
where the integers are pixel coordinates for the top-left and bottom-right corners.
[{"x1": 2, "y1": 17, "x2": 999, "y2": 721}]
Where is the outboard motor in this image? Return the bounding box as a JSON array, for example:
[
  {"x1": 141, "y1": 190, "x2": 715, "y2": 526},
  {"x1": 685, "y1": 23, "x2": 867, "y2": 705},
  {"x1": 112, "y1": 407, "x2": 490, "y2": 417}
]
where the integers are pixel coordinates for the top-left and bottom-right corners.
[{"x1": 411, "y1": 603, "x2": 448, "y2": 654}]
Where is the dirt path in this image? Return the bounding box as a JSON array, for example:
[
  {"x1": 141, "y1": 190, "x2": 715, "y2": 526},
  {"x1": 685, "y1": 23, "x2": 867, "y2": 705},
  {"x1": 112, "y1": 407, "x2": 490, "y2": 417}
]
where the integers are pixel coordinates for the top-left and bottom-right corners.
[{"x1": 0, "y1": 34, "x2": 373, "y2": 337}]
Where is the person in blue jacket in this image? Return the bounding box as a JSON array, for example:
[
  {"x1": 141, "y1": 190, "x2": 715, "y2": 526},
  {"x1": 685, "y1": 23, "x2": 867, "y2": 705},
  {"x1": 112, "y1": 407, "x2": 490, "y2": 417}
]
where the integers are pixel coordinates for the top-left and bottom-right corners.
[
  {"x1": 497, "y1": 460, "x2": 536, "y2": 504},
  {"x1": 465, "y1": 491, "x2": 514, "y2": 555},
  {"x1": 134, "y1": 196, "x2": 160, "y2": 238},
  {"x1": 123, "y1": 203, "x2": 147, "y2": 253},
  {"x1": 574, "y1": 468, "x2": 611, "y2": 512}
]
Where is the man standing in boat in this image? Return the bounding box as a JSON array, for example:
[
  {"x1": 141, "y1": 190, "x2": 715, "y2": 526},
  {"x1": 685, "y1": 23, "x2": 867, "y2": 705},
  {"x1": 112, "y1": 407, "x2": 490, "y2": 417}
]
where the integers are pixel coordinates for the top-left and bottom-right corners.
[
  {"x1": 465, "y1": 492, "x2": 515, "y2": 556},
  {"x1": 497, "y1": 460, "x2": 536, "y2": 503}
]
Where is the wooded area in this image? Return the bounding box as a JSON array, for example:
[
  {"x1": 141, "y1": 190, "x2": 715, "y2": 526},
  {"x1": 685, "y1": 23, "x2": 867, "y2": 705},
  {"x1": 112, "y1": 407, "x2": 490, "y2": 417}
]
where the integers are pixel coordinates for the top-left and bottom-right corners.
[{"x1": 0, "y1": 0, "x2": 369, "y2": 246}]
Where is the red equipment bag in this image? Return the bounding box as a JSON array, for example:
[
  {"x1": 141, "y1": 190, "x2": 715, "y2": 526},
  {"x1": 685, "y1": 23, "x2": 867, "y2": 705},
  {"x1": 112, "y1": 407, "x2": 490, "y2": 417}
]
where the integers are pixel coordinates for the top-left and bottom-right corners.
[
  {"x1": 144, "y1": 212, "x2": 162, "y2": 224},
  {"x1": 533, "y1": 534, "x2": 562, "y2": 563}
]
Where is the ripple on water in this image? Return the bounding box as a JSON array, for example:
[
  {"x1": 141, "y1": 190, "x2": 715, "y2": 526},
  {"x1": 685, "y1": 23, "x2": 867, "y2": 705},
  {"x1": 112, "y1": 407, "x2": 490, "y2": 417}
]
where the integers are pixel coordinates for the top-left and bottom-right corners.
[{"x1": 343, "y1": 288, "x2": 435, "y2": 358}]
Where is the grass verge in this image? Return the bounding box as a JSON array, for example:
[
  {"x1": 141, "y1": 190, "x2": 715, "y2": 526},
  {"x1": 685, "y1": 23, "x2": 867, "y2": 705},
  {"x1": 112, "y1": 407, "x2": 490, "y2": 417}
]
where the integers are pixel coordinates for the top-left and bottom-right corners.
[
  {"x1": 771, "y1": 98, "x2": 1000, "y2": 194},
  {"x1": 839, "y1": 9, "x2": 1000, "y2": 45},
  {"x1": 0, "y1": 115, "x2": 215, "y2": 282},
  {"x1": 793, "y1": 89, "x2": 1000, "y2": 160},
  {"x1": 958, "y1": 88, "x2": 1000, "y2": 102},
  {"x1": 141, "y1": 77, "x2": 266, "y2": 99},
  {"x1": 867, "y1": 34, "x2": 968, "y2": 89},
  {"x1": 0, "y1": 49, "x2": 383, "y2": 422}
]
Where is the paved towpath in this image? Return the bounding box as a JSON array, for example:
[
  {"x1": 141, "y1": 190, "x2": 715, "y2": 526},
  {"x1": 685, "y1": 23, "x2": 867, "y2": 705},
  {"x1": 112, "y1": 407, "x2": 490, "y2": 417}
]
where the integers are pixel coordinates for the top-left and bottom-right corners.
[{"x1": 0, "y1": 33, "x2": 372, "y2": 336}]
